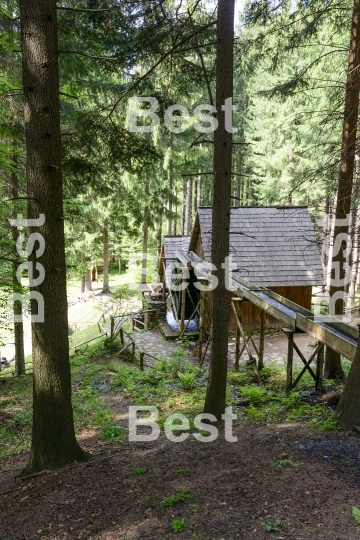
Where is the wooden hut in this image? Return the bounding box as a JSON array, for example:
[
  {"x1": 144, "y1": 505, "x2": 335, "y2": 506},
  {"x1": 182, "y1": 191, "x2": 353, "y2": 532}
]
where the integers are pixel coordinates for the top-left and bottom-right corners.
[
  {"x1": 158, "y1": 235, "x2": 191, "y2": 283},
  {"x1": 188, "y1": 206, "x2": 325, "y2": 329}
]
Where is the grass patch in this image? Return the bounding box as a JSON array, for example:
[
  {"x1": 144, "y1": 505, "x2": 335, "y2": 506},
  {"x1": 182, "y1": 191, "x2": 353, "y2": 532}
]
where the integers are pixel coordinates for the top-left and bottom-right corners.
[
  {"x1": 1, "y1": 329, "x2": 347, "y2": 466},
  {"x1": 160, "y1": 488, "x2": 191, "y2": 507},
  {"x1": 171, "y1": 518, "x2": 186, "y2": 533},
  {"x1": 0, "y1": 374, "x2": 33, "y2": 462},
  {"x1": 133, "y1": 467, "x2": 147, "y2": 476}
]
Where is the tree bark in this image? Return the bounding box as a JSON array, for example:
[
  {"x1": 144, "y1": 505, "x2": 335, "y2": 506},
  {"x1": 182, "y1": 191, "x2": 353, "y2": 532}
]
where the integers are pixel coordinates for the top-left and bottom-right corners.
[
  {"x1": 174, "y1": 187, "x2": 178, "y2": 235},
  {"x1": 102, "y1": 218, "x2": 109, "y2": 293},
  {"x1": 182, "y1": 178, "x2": 187, "y2": 235},
  {"x1": 337, "y1": 325, "x2": 360, "y2": 425},
  {"x1": 196, "y1": 173, "x2": 201, "y2": 211},
  {"x1": 19, "y1": 0, "x2": 88, "y2": 474},
  {"x1": 203, "y1": 0, "x2": 235, "y2": 420},
  {"x1": 236, "y1": 152, "x2": 241, "y2": 205},
  {"x1": 322, "y1": 195, "x2": 330, "y2": 280},
  {"x1": 347, "y1": 208, "x2": 358, "y2": 310},
  {"x1": 10, "y1": 153, "x2": 25, "y2": 377},
  {"x1": 325, "y1": 0, "x2": 360, "y2": 380},
  {"x1": 167, "y1": 159, "x2": 173, "y2": 235},
  {"x1": 184, "y1": 177, "x2": 193, "y2": 235},
  {"x1": 141, "y1": 183, "x2": 150, "y2": 285},
  {"x1": 157, "y1": 207, "x2": 163, "y2": 257}
]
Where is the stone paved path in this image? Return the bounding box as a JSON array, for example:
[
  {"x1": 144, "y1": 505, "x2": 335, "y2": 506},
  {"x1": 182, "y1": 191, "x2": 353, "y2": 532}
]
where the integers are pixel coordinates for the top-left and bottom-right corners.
[
  {"x1": 127, "y1": 328, "x2": 178, "y2": 361},
  {"x1": 227, "y1": 331, "x2": 317, "y2": 368}
]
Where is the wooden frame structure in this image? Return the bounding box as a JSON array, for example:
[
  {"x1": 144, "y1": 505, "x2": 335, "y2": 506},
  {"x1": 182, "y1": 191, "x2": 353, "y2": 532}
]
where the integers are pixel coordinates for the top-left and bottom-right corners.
[{"x1": 170, "y1": 251, "x2": 358, "y2": 389}]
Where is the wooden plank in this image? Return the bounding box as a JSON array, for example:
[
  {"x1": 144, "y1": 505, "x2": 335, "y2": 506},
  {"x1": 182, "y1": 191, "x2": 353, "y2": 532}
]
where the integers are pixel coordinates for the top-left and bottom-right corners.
[
  {"x1": 283, "y1": 328, "x2": 294, "y2": 391},
  {"x1": 230, "y1": 272, "x2": 262, "y2": 291},
  {"x1": 243, "y1": 289, "x2": 296, "y2": 328},
  {"x1": 315, "y1": 343, "x2": 324, "y2": 391},
  {"x1": 326, "y1": 321, "x2": 359, "y2": 341},
  {"x1": 259, "y1": 310, "x2": 265, "y2": 370},
  {"x1": 296, "y1": 314, "x2": 357, "y2": 360},
  {"x1": 231, "y1": 301, "x2": 261, "y2": 383},
  {"x1": 175, "y1": 250, "x2": 192, "y2": 268},
  {"x1": 265, "y1": 290, "x2": 313, "y2": 317}
]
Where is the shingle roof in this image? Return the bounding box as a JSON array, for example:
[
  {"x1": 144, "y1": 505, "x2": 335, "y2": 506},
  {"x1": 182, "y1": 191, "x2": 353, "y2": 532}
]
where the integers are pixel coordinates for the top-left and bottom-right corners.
[
  {"x1": 163, "y1": 236, "x2": 191, "y2": 268},
  {"x1": 188, "y1": 207, "x2": 324, "y2": 287}
]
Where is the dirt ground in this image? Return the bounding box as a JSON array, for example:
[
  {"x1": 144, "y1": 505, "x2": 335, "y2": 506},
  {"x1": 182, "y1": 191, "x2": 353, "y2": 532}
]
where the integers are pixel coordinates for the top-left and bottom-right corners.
[
  {"x1": 1, "y1": 329, "x2": 359, "y2": 540},
  {"x1": 1, "y1": 399, "x2": 360, "y2": 540}
]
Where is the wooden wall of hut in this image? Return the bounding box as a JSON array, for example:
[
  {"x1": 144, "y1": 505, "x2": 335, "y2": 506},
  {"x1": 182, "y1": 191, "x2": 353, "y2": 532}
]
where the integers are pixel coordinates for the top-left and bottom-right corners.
[{"x1": 228, "y1": 286, "x2": 312, "y2": 330}]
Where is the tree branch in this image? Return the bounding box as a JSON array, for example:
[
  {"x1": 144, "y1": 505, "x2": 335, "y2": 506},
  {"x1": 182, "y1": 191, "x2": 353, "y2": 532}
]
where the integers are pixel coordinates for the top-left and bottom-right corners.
[
  {"x1": 58, "y1": 50, "x2": 117, "y2": 61},
  {"x1": 56, "y1": 6, "x2": 114, "y2": 12},
  {"x1": 103, "y1": 19, "x2": 217, "y2": 118}
]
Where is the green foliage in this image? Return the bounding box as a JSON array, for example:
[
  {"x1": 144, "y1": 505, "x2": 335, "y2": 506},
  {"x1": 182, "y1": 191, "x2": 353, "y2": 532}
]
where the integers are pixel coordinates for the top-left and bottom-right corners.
[
  {"x1": 133, "y1": 467, "x2": 147, "y2": 476},
  {"x1": 260, "y1": 518, "x2": 282, "y2": 532},
  {"x1": 352, "y1": 506, "x2": 360, "y2": 524},
  {"x1": 240, "y1": 385, "x2": 268, "y2": 404},
  {"x1": 171, "y1": 518, "x2": 186, "y2": 533},
  {"x1": 160, "y1": 489, "x2": 191, "y2": 507},
  {"x1": 273, "y1": 458, "x2": 297, "y2": 470},
  {"x1": 177, "y1": 371, "x2": 197, "y2": 390},
  {"x1": 99, "y1": 425, "x2": 127, "y2": 441}
]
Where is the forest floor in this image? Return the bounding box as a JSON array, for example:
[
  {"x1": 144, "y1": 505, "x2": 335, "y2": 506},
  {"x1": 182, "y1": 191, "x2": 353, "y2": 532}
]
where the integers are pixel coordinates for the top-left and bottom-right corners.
[{"x1": 1, "y1": 332, "x2": 360, "y2": 540}]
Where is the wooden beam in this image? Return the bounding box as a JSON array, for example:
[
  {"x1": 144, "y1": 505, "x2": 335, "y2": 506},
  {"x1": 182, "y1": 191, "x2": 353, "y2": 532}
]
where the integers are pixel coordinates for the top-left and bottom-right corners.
[
  {"x1": 315, "y1": 343, "x2": 325, "y2": 391},
  {"x1": 259, "y1": 310, "x2": 265, "y2": 370},
  {"x1": 283, "y1": 328, "x2": 294, "y2": 392},
  {"x1": 296, "y1": 314, "x2": 356, "y2": 360},
  {"x1": 231, "y1": 301, "x2": 261, "y2": 383}
]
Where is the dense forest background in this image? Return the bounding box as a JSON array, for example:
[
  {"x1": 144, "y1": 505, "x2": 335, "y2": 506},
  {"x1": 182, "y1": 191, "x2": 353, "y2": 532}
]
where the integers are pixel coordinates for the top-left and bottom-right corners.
[
  {"x1": 0, "y1": 0, "x2": 360, "y2": 491},
  {"x1": 1, "y1": 0, "x2": 357, "y2": 300}
]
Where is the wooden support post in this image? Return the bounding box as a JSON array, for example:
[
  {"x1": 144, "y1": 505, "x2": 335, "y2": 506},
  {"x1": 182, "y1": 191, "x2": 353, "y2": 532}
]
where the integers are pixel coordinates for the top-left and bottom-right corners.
[
  {"x1": 283, "y1": 328, "x2": 294, "y2": 392},
  {"x1": 315, "y1": 342, "x2": 324, "y2": 391},
  {"x1": 233, "y1": 298, "x2": 243, "y2": 370},
  {"x1": 140, "y1": 352, "x2": 144, "y2": 371},
  {"x1": 145, "y1": 310, "x2": 151, "y2": 330},
  {"x1": 231, "y1": 300, "x2": 261, "y2": 383},
  {"x1": 132, "y1": 342, "x2": 135, "y2": 356},
  {"x1": 162, "y1": 261, "x2": 166, "y2": 301},
  {"x1": 259, "y1": 310, "x2": 265, "y2": 370},
  {"x1": 120, "y1": 328, "x2": 124, "y2": 345},
  {"x1": 180, "y1": 268, "x2": 187, "y2": 334},
  {"x1": 198, "y1": 281, "x2": 207, "y2": 365},
  {"x1": 180, "y1": 299, "x2": 200, "y2": 338},
  {"x1": 198, "y1": 291, "x2": 204, "y2": 366},
  {"x1": 118, "y1": 342, "x2": 132, "y2": 356},
  {"x1": 110, "y1": 316, "x2": 114, "y2": 339},
  {"x1": 235, "y1": 328, "x2": 240, "y2": 371}
]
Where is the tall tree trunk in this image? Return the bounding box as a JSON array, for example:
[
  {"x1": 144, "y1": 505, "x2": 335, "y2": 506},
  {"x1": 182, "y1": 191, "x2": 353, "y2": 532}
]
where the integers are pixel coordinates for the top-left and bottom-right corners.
[
  {"x1": 182, "y1": 178, "x2": 187, "y2": 235},
  {"x1": 10, "y1": 153, "x2": 25, "y2": 377},
  {"x1": 203, "y1": 0, "x2": 235, "y2": 420},
  {"x1": 167, "y1": 159, "x2": 173, "y2": 235},
  {"x1": 196, "y1": 173, "x2": 201, "y2": 211},
  {"x1": 322, "y1": 195, "x2": 330, "y2": 281},
  {"x1": 236, "y1": 152, "x2": 241, "y2": 205},
  {"x1": 82, "y1": 271, "x2": 92, "y2": 293},
  {"x1": 325, "y1": 0, "x2": 360, "y2": 380},
  {"x1": 184, "y1": 177, "x2": 193, "y2": 235},
  {"x1": 348, "y1": 208, "x2": 359, "y2": 309},
  {"x1": 337, "y1": 324, "x2": 360, "y2": 425},
  {"x1": 102, "y1": 219, "x2": 109, "y2": 293},
  {"x1": 157, "y1": 207, "x2": 163, "y2": 257},
  {"x1": 326, "y1": 194, "x2": 336, "y2": 291},
  {"x1": 141, "y1": 183, "x2": 150, "y2": 285},
  {"x1": 174, "y1": 187, "x2": 178, "y2": 235},
  {"x1": 19, "y1": 0, "x2": 88, "y2": 474}
]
